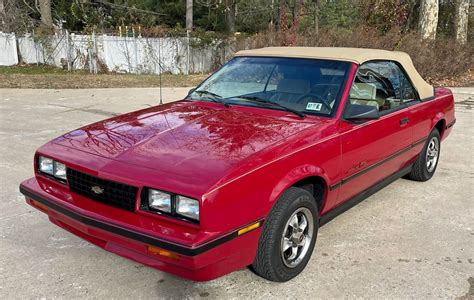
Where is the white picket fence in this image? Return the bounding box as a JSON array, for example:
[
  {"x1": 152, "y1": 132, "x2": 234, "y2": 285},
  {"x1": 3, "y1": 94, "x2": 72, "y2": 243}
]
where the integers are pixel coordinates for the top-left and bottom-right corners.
[{"x1": 0, "y1": 32, "x2": 233, "y2": 74}]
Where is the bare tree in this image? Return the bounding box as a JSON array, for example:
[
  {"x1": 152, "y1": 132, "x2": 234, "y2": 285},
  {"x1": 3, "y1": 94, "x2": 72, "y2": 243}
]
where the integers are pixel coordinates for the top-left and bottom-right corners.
[
  {"x1": 278, "y1": 0, "x2": 286, "y2": 31},
  {"x1": 294, "y1": 0, "x2": 303, "y2": 18},
  {"x1": 225, "y1": 0, "x2": 236, "y2": 33},
  {"x1": 419, "y1": 0, "x2": 439, "y2": 40},
  {"x1": 186, "y1": 0, "x2": 193, "y2": 32},
  {"x1": 0, "y1": 0, "x2": 36, "y2": 33},
  {"x1": 39, "y1": 0, "x2": 53, "y2": 27},
  {"x1": 0, "y1": 0, "x2": 7, "y2": 31},
  {"x1": 313, "y1": 0, "x2": 319, "y2": 35},
  {"x1": 454, "y1": 0, "x2": 469, "y2": 44}
]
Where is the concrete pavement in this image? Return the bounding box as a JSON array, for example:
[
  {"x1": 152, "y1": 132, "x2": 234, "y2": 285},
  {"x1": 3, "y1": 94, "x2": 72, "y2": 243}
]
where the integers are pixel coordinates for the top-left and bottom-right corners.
[{"x1": 0, "y1": 87, "x2": 473, "y2": 298}]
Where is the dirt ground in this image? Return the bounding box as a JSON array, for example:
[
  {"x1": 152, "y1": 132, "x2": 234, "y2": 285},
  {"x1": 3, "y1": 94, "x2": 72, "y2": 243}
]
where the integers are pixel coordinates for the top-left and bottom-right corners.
[{"x1": 0, "y1": 87, "x2": 473, "y2": 298}]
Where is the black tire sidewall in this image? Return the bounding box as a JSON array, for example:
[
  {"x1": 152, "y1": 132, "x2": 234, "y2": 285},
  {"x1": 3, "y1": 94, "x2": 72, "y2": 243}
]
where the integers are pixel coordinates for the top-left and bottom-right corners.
[
  {"x1": 266, "y1": 188, "x2": 319, "y2": 281},
  {"x1": 420, "y1": 129, "x2": 441, "y2": 180}
]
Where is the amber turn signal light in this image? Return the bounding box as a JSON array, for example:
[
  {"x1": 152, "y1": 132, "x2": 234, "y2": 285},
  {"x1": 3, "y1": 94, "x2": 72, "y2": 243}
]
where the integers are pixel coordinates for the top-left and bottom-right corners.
[
  {"x1": 147, "y1": 246, "x2": 179, "y2": 260},
  {"x1": 30, "y1": 199, "x2": 49, "y2": 213},
  {"x1": 237, "y1": 221, "x2": 262, "y2": 236}
]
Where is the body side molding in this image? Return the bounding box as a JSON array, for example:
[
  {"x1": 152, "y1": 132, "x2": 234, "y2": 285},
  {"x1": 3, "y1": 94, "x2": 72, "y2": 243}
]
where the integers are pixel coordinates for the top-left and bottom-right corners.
[
  {"x1": 321, "y1": 164, "x2": 413, "y2": 226},
  {"x1": 329, "y1": 136, "x2": 426, "y2": 191}
]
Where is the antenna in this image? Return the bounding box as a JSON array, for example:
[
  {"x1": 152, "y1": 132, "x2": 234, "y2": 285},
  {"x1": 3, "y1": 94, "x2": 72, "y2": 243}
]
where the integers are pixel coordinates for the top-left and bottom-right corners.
[{"x1": 158, "y1": 36, "x2": 163, "y2": 105}]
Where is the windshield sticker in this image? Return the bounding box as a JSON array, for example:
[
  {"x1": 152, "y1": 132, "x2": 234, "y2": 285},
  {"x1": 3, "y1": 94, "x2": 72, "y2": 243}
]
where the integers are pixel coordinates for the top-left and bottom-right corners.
[{"x1": 306, "y1": 102, "x2": 323, "y2": 111}]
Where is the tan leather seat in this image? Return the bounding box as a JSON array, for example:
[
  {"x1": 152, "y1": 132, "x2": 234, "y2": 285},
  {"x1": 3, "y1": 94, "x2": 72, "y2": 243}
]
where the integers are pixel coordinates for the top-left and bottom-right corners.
[{"x1": 350, "y1": 82, "x2": 382, "y2": 109}]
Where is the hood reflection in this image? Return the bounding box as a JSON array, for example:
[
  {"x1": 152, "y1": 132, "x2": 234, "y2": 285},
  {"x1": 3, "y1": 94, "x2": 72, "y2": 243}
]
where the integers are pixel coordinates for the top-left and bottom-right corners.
[{"x1": 53, "y1": 101, "x2": 316, "y2": 176}]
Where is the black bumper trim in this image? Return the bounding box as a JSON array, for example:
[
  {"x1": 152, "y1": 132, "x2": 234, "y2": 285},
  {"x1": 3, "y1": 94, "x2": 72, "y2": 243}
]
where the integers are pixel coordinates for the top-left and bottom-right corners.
[{"x1": 20, "y1": 185, "x2": 257, "y2": 256}]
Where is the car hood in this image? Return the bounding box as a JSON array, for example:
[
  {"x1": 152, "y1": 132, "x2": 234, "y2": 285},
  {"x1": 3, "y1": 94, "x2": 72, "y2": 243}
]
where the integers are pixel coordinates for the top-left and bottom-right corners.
[{"x1": 52, "y1": 100, "x2": 318, "y2": 191}]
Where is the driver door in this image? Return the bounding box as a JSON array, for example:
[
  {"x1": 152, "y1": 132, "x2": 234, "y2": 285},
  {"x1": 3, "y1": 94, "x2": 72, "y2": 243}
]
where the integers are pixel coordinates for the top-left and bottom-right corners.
[{"x1": 336, "y1": 61, "x2": 414, "y2": 204}]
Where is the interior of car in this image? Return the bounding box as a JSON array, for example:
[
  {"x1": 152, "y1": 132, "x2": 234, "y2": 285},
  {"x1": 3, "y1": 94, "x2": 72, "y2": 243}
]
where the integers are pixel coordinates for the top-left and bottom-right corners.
[
  {"x1": 347, "y1": 61, "x2": 417, "y2": 115},
  {"x1": 253, "y1": 64, "x2": 347, "y2": 114}
]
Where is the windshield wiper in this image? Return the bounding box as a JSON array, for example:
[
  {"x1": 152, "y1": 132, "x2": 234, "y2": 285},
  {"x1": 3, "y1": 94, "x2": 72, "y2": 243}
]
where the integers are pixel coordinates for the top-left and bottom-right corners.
[
  {"x1": 230, "y1": 95, "x2": 305, "y2": 118},
  {"x1": 194, "y1": 90, "x2": 230, "y2": 107},
  {"x1": 194, "y1": 90, "x2": 222, "y2": 98}
]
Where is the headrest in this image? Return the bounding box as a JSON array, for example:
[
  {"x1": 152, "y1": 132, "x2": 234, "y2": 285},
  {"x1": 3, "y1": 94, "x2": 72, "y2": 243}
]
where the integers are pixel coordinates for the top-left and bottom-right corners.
[
  {"x1": 276, "y1": 79, "x2": 311, "y2": 94},
  {"x1": 350, "y1": 82, "x2": 377, "y2": 100}
]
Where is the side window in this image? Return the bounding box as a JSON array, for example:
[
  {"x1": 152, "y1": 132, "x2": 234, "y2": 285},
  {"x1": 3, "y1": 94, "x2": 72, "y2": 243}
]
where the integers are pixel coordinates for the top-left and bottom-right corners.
[
  {"x1": 399, "y1": 72, "x2": 417, "y2": 102},
  {"x1": 349, "y1": 61, "x2": 416, "y2": 114}
]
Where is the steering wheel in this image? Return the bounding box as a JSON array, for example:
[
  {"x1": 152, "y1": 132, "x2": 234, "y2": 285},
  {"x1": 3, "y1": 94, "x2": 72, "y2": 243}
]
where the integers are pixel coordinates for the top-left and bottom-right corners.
[{"x1": 296, "y1": 93, "x2": 332, "y2": 111}]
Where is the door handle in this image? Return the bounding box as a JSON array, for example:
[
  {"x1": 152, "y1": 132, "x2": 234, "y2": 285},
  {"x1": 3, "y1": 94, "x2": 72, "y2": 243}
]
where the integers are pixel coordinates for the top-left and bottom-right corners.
[{"x1": 400, "y1": 117, "x2": 410, "y2": 125}]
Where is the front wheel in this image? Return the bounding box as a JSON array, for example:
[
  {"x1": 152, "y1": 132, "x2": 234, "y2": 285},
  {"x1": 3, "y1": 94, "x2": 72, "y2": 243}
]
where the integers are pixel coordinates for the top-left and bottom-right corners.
[
  {"x1": 252, "y1": 187, "x2": 318, "y2": 282},
  {"x1": 406, "y1": 128, "x2": 441, "y2": 181}
]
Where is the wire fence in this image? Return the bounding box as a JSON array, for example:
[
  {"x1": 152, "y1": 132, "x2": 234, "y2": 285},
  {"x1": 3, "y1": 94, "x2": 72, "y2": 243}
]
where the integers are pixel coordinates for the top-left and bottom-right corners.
[{"x1": 0, "y1": 31, "x2": 236, "y2": 75}]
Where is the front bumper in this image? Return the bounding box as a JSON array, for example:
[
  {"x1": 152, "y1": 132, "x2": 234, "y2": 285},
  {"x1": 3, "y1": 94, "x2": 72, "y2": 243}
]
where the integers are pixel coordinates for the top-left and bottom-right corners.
[{"x1": 20, "y1": 178, "x2": 262, "y2": 281}]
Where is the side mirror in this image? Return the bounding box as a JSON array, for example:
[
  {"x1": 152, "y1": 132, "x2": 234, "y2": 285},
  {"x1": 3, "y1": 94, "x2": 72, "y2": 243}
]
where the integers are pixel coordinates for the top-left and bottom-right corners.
[{"x1": 345, "y1": 103, "x2": 380, "y2": 121}]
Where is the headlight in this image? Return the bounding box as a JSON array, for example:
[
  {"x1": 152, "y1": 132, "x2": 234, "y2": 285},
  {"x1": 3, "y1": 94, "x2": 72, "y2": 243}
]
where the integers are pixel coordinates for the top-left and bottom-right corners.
[
  {"x1": 53, "y1": 161, "x2": 67, "y2": 181},
  {"x1": 148, "y1": 189, "x2": 172, "y2": 213},
  {"x1": 176, "y1": 195, "x2": 199, "y2": 221},
  {"x1": 38, "y1": 156, "x2": 67, "y2": 182},
  {"x1": 142, "y1": 188, "x2": 200, "y2": 223},
  {"x1": 39, "y1": 156, "x2": 54, "y2": 175}
]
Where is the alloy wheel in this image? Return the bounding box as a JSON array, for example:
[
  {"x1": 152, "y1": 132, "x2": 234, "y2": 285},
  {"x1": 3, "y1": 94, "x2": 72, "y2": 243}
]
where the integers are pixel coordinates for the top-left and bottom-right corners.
[
  {"x1": 426, "y1": 137, "x2": 439, "y2": 173},
  {"x1": 280, "y1": 207, "x2": 314, "y2": 268}
]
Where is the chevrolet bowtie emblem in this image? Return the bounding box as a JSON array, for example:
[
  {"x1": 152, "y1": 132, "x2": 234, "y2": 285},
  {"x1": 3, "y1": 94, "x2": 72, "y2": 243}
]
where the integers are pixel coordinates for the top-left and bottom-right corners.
[{"x1": 91, "y1": 185, "x2": 104, "y2": 194}]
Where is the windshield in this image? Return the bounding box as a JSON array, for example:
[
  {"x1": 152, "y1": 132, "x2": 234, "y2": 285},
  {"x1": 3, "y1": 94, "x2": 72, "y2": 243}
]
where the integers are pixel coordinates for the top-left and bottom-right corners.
[{"x1": 188, "y1": 57, "x2": 351, "y2": 117}]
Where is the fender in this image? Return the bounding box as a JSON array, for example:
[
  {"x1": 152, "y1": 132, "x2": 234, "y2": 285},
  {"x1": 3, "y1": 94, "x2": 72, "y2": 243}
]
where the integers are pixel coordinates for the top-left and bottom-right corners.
[
  {"x1": 431, "y1": 111, "x2": 446, "y2": 136},
  {"x1": 268, "y1": 163, "x2": 330, "y2": 211}
]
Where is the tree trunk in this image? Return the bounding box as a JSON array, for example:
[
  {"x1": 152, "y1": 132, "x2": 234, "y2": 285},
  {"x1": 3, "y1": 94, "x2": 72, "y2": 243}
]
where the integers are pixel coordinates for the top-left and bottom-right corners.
[
  {"x1": 0, "y1": 0, "x2": 5, "y2": 31},
  {"x1": 270, "y1": 0, "x2": 274, "y2": 26},
  {"x1": 314, "y1": 0, "x2": 319, "y2": 35},
  {"x1": 225, "y1": 0, "x2": 236, "y2": 34},
  {"x1": 454, "y1": 0, "x2": 469, "y2": 44},
  {"x1": 278, "y1": 0, "x2": 288, "y2": 45},
  {"x1": 293, "y1": 0, "x2": 303, "y2": 20},
  {"x1": 289, "y1": 0, "x2": 303, "y2": 45},
  {"x1": 418, "y1": 0, "x2": 439, "y2": 40},
  {"x1": 39, "y1": 0, "x2": 53, "y2": 27},
  {"x1": 0, "y1": 0, "x2": 9, "y2": 32},
  {"x1": 403, "y1": 0, "x2": 417, "y2": 32},
  {"x1": 186, "y1": 0, "x2": 193, "y2": 32},
  {"x1": 278, "y1": 0, "x2": 287, "y2": 32}
]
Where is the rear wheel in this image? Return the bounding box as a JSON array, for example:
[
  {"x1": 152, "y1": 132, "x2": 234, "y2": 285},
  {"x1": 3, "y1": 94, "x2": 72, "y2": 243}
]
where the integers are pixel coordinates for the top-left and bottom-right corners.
[
  {"x1": 252, "y1": 187, "x2": 318, "y2": 282},
  {"x1": 406, "y1": 128, "x2": 441, "y2": 181}
]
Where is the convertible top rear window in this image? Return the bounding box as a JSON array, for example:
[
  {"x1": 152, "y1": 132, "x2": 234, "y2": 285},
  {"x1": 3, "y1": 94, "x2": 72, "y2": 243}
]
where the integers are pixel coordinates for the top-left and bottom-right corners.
[{"x1": 189, "y1": 57, "x2": 351, "y2": 117}]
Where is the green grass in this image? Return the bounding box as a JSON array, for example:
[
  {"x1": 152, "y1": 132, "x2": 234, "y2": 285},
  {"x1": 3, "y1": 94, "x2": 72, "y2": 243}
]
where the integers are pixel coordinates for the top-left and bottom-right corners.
[
  {"x1": 0, "y1": 64, "x2": 90, "y2": 75},
  {"x1": 0, "y1": 64, "x2": 209, "y2": 88}
]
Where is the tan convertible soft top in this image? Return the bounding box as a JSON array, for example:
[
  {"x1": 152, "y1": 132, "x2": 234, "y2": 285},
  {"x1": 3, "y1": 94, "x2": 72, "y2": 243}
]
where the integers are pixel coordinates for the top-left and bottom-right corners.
[{"x1": 235, "y1": 47, "x2": 434, "y2": 100}]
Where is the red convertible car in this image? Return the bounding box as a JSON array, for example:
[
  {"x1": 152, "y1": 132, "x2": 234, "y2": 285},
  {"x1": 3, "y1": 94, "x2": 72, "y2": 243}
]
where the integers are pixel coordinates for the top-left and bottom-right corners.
[{"x1": 20, "y1": 47, "x2": 455, "y2": 282}]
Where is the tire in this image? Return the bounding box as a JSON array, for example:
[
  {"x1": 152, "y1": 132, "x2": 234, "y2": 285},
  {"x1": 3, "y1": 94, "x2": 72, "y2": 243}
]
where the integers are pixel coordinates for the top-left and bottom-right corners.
[
  {"x1": 252, "y1": 187, "x2": 319, "y2": 282},
  {"x1": 406, "y1": 128, "x2": 441, "y2": 181}
]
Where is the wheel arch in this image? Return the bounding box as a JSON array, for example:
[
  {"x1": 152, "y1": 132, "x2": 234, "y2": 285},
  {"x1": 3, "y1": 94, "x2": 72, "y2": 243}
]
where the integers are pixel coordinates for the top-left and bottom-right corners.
[
  {"x1": 434, "y1": 119, "x2": 446, "y2": 138},
  {"x1": 269, "y1": 164, "x2": 329, "y2": 213},
  {"x1": 432, "y1": 112, "x2": 446, "y2": 138},
  {"x1": 291, "y1": 176, "x2": 327, "y2": 212}
]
